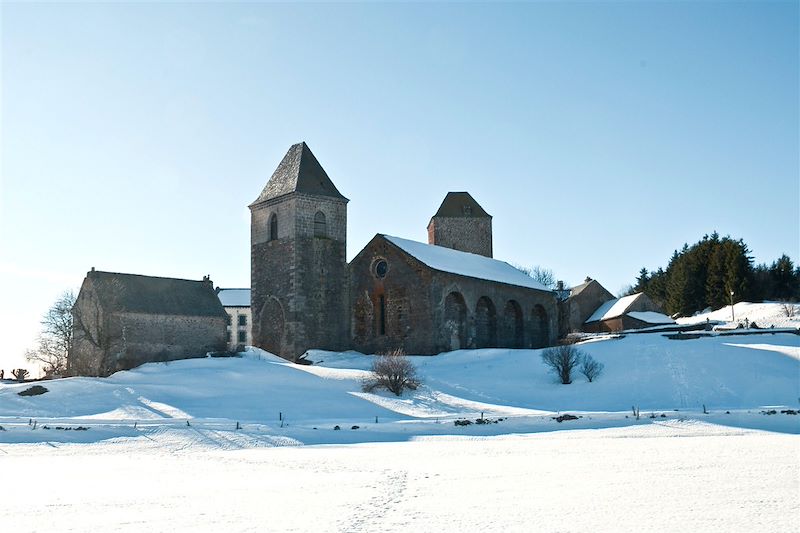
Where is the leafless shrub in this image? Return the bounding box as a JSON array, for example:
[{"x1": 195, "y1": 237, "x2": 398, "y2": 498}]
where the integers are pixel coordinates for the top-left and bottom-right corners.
[
  {"x1": 362, "y1": 348, "x2": 420, "y2": 396},
  {"x1": 780, "y1": 301, "x2": 798, "y2": 318},
  {"x1": 579, "y1": 354, "x2": 604, "y2": 382},
  {"x1": 541, "y1": 345, "x2": 583, "y2": 384},
  {"x1": 11, "y1": 368, "x2": 30, "y2": 382}
]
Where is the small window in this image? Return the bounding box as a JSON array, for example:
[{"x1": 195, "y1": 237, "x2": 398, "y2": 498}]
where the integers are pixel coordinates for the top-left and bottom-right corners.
[
  {"x1": 238, "y1": 314, "x2": 247, "y2": 326},
  {"x1": 314, "y1": 211, "x2": 327, "y2": 238},
  {"x1": 226, "y1": 314, "x2": 232, "y2": 326},
  {"x1": 237, "y1": 331, "x2": 246, "y2": 343},
  {"x1": 374, "y1": 259, "x2": 388, "y2": 279},
  {"x1": 269, "y1": 213, "x2": 278, "y2": 241},
  {"x1": 378, "y1": 295, "x2": 386, "y2": 336},
  {"x1": 226, "y1": 331, "x2": 232, "y2": 342},
  {"x1": 463, "y1": 205, "x2": 472, "y2": 215}
]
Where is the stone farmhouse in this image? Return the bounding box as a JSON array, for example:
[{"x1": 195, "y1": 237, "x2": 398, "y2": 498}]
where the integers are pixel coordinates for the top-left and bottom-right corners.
[
  {"x1": 70, "y1": 270, "x2": 227, "y2": 376},
  {"x1": 250, "y1": 142, "x2": 557, "y2": 361},
  {"x1": 557, "y1": 277, "x2": 616, "y2": 337},
  {"x1": 583, "y1": 292, "x2": 673, "y2": 333}
]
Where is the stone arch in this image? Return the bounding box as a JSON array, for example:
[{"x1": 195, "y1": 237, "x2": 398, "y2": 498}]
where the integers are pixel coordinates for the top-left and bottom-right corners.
[
  {"x1": 474, "y1": 296, "x2": 497, "y2": 348},
  {"x1": 314, "y1": 211, "x2": 327, "y2": 238},
  {"x1": 501, "y1": 300, "x2": 524, "y2": 348},
  {"x1": 269, "y1": 213, "x2": 278, "y2": 241},
  {"x1": 531, "y1": 304, "x2": 550, "y2": 348},
  {"x1": 259, "y1": 297, "x2": 285, "y2": 355},
  {"x1": 443, "y1": 291, "x2": 468, "y2": 351}
]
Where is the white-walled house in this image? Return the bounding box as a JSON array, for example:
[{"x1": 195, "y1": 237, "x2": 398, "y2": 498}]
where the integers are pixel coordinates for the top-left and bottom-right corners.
[{"x1": 216, "y1": 288, "x2": 252, "y2": 351}]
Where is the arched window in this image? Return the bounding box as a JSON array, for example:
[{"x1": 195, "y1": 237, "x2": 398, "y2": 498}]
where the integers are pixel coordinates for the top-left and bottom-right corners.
[
  {"x1": 269, "y1": 213, "x2": 278, "y2": 241},
  {"x1": 314, "y1": 211, "x2": 327, "y2": 238}
]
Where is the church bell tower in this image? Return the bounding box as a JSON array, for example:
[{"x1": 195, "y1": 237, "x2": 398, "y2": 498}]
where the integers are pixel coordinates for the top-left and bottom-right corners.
[{"x1": 249, "y1": 142, "x2": 349, "y2": 360}]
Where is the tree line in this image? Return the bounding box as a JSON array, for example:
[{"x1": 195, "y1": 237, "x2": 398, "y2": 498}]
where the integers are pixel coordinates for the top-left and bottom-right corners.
[{"x1": 628, "y1": 232, "x2": 799, "y2": 317}]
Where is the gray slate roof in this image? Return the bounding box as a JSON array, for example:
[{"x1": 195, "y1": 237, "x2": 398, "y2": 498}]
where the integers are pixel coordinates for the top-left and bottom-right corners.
[
  {"x1": 87, "y1": 271, "x2": 227, "y2": 318},
  {"x1": 432, "y1": 192, "x2": 491, "y2": 218},
  {"x1": 251, "y1": 142, "x2": 347, "y2": 205}
]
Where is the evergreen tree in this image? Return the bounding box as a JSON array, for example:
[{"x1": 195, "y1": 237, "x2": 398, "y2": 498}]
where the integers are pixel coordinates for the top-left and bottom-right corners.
[
  {"x1": 634, "y1": 267, "x2": 650, "y2": 293},
  {"x1": 770, "y1": 255, "x2": 799, "y2": 300}
]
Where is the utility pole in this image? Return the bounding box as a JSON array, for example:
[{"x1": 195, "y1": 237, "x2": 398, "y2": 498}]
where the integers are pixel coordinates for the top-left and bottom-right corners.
[{"x1": 730, "y1": 290, "x2": 735, "y2": 322}]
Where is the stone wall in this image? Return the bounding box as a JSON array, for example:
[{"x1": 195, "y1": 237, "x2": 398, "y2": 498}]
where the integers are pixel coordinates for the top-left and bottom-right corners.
[
  {"x1": 70, "y1": 307, "x2": 226, "y2": 377},
  {"x1": 251, "y1": 192, "x2": 349, "y2": 360},
  {"x1": 349, "y1": 236, "x2": 557, "y2": 355},
  {"x1": 111, "y1": 312, "x2": 227, "y2": 372},
  {"x1": 428, "y1": 217, "x2": 493, "y2": 258},
  {"x1": 562, "y1": 281, "x2": 615, "y2": 335}
]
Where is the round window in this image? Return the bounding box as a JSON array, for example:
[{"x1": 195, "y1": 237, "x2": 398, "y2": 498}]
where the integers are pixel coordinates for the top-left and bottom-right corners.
[{"x1": 374, "y1": 259, "x2": 388, "y2": 279}]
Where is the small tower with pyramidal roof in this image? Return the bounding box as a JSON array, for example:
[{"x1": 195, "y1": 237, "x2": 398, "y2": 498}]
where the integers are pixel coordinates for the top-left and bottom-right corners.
[
  {"x1": 249, "y1": 142, "x2": 349, "y2": 360},
  {"x1": 427, "y1": 192, "x2": 493, "y2": 258}
]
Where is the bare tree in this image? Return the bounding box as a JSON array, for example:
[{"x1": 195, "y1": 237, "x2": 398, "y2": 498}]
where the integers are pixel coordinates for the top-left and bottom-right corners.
[
  {"x1": 25, "y1": 291, "x2": 75, "y2": 376},
  {"x1": 579, "y1": 354, "x2": 604, "y2": 382},
  {"x1": 362, "y1": 348, "x2": 421, "y2": 396},
  {"x1": 541, "y1": 345, "x2": 583, "y2": 384},
  {"x1": 514, "y1": 264, "x2": 557, "y2": 290},
  {"x1": 11, "y1": 368, "x2": 30, "y2": 382}
]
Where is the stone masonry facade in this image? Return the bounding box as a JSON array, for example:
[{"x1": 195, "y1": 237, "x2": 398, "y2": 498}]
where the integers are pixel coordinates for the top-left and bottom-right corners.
[
  {"x1": 349, "y1": 235, "x2": 555, "y2": 355},
  {"x1": 251, "y1": 143, "x2": 559, "y2": 360},
  {"x1": 427, "y1": 217, "x2": 493, "y2": 258}
]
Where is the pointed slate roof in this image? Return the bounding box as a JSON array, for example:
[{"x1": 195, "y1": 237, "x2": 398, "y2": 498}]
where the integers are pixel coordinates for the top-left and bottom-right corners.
[
  {"x1": 431, "y1": 192, "x2": 491, "y2": 219},
  {"x1": 251, "y1": 142, "x2": 347, "y2": 205}
]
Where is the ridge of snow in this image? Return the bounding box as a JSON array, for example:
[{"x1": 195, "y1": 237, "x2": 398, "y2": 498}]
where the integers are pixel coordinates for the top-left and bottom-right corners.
[{"x1": 383, "y1": 235, "x2": 549, "y2": 291}]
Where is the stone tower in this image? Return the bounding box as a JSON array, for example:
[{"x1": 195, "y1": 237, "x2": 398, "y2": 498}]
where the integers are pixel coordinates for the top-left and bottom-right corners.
[
  {"x1": 249, "y1": 142, "x2": 349, "y2": 360},
  {"x1": 427, "y1": 192, "x2": 493, "y2": 257}
]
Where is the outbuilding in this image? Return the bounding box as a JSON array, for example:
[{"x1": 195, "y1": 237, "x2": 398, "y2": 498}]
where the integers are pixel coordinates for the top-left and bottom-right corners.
[{"x1": 70, "y1": 270, "x2": 228, "y2": 376}]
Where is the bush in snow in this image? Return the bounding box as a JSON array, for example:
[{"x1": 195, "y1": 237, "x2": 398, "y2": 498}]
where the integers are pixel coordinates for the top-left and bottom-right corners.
[
  {"x1": 541, "y1": 345, "x2": 582, "y2": 384},
  {"x1": 362, "y1": 348, "x2": 420, "y2": 396},
  {"x1": 579, "y1": 354, "x2": 604, "y2": 382},
  {"x1": 11, "y1": 368, "x2": 30, "y2": 382},
  {"x1": 18, "y1": 385, "x2": 48, "y2": 396}
]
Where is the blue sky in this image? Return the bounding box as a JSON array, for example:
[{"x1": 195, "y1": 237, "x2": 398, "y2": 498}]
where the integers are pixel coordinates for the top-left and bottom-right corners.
[{"x1": 1, "y1": 2, "x2": 797, "y2": 373}]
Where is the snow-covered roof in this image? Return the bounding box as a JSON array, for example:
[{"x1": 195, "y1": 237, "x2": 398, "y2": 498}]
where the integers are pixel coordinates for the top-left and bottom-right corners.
[
  {"x1": 383, "y1": 235, "x2": 549, "y2": 291},
  {"x1": 586, "y1": 294, "x2": 642, "y2": 323},
  {"x1": 217, "y1": 288, "x2": 250, "y2": 307},
  {"x1": 626, "y1": 311, "x2": 675, "y2": 325}
]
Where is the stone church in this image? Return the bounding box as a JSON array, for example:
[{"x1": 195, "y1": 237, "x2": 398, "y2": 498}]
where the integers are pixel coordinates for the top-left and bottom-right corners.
[{"x1": 250, "y1": 142, "x2": 558, "y2": 361}]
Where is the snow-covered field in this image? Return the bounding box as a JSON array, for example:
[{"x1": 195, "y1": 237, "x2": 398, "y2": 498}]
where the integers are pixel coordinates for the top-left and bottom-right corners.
[
  {"x1": 3, "y1": 423, "x2": 797, "y2": 533},
  {"x1": 677, "y1": 300, "x2": 800, "y2": 329},
  {"x1": 1, "y1": 305, "x2": 798, "y2": 532}
]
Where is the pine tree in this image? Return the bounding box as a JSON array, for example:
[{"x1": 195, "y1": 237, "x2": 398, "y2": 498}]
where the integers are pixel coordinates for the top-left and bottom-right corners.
[
  {"x1": 634, "y1": 268, "x2": 650, "y2": 293},
  {"x1": 770, "y1": 255, "x2": 799, "y2": 300}
]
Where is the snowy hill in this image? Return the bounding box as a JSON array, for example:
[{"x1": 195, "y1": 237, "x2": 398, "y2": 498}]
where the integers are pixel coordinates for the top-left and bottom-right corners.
[
  {"x1": 1, "y1": 327, "x2": 797, "y2": 445},
  {"x1": 677, "y1": 300, "x2": 800, "y2": 329},
  {"x1": 2, "y1": 312, "x2": 798, "y2": 533}
]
